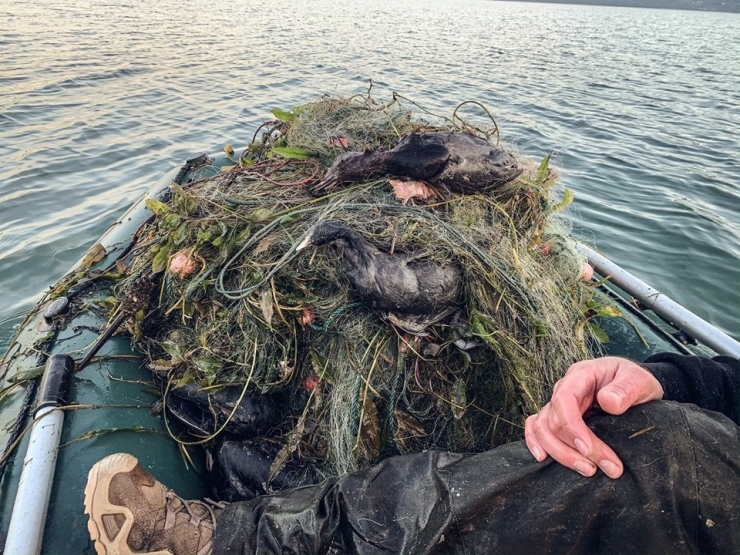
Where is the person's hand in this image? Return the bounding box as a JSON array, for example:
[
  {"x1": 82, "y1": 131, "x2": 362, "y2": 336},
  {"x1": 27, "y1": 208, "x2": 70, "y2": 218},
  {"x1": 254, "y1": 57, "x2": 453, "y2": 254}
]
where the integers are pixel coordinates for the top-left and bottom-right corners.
[{"x1": 524, "y1": 357, "x2": 664, "y2": 479}]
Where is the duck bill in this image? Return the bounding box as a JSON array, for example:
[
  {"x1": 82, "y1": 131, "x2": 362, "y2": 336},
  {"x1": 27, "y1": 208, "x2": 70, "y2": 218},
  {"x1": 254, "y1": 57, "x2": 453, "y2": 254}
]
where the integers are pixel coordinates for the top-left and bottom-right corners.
[
  {"x1": 296, "y1": 234, "x2": 313, "y2": 251},
  {"x1": 309, "y1": 174, "x2": 339, "y2": 196},
  {"x1": 500, "y1": 165, "x2": 524, "y2": 185}
]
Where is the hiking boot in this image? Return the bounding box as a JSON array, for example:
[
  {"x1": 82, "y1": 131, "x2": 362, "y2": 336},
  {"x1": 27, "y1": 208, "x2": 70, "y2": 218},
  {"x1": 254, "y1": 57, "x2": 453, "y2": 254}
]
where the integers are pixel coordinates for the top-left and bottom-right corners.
[{"x1": 84, "y1": 453, "x2": 225, "y2": 555}]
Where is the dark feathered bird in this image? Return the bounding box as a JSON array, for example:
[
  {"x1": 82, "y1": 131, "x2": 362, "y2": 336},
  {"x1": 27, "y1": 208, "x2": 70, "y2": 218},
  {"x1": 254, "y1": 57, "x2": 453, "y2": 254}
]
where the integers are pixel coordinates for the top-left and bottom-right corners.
[
  {"x1": 297, "y1": 221, "x2": 461, "y2": 318},
  {"x1": 311, "y1": 132, "x2": 522, "y2": 195}
]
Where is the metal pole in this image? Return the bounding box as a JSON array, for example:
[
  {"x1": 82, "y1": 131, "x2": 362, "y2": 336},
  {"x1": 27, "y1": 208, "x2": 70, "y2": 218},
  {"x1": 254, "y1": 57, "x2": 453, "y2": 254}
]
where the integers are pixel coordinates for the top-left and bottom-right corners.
[
  {"x1": 577, "y1": 243, "x2": 740, "y2": 358},
  {"x1": 5, "y1": 354, "x2": 75, "y2": 555}
]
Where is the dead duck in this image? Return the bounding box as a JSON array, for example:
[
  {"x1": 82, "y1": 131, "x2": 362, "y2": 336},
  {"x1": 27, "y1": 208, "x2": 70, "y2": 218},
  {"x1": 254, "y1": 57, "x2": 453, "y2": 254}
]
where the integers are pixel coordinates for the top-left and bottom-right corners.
[
  {"x1": 310, "y1": 132, "x2": 522, "y2": 195},
  {"x1": 297, "y1": 220, "x2": 462, "y2": 319},
  {"x1": 166, "y1": 383, "x2": 278, "y2": 438}
]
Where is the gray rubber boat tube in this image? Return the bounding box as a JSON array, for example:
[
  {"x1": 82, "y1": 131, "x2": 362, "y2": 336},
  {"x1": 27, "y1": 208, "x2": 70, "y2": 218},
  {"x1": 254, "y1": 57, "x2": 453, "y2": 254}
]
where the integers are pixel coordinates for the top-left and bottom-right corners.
[
  {"x1": 577, "y1": 243, "x2": 740, "y2": 358},
  {"x1": 4, "y1": 354, "x2": 75, "y2": 555}
]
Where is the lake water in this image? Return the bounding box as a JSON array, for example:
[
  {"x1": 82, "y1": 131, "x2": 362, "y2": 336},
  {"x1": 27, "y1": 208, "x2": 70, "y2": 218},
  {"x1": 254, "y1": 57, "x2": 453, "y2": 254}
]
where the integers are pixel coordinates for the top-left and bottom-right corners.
[{"x1": 1, "y1": 0, "x2": 739, "y2": 351}]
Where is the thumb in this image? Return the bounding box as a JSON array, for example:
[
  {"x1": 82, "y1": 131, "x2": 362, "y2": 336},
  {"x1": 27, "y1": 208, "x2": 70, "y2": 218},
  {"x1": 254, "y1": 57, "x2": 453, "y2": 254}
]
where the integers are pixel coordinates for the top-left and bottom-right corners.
[
  {"x1": 597, "y1": 381, "x2": 634, "y2": 414},
  {"x1": 596, "y1": 368, "x2": 661, "y2": 415}
]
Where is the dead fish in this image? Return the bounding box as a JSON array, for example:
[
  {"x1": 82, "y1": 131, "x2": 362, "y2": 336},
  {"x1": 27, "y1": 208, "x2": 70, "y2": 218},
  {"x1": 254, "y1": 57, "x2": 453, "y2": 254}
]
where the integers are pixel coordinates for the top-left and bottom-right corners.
[{"x1": 311, "y1": 132, "x2": 522, "y2": 195}]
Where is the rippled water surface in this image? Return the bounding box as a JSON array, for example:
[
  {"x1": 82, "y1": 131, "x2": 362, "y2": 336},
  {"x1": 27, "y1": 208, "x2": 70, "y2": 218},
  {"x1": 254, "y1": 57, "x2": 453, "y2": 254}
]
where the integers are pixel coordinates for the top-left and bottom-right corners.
[{"x1": 1, "y1": 0, "x2": 739, "y2": 349}]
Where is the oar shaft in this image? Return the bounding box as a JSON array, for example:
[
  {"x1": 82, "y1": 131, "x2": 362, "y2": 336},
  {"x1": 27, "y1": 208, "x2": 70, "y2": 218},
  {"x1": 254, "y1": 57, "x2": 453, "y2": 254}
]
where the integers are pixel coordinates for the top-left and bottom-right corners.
[
  {"x1": 577, "y1": 243, "x2": 740, "y2": 358},
  {"x1": 4, "y1": 408, "x2": 65, "y2": 555},
  {"x1": 4, "y1": 355, "x2": 75, "y2": 555}
]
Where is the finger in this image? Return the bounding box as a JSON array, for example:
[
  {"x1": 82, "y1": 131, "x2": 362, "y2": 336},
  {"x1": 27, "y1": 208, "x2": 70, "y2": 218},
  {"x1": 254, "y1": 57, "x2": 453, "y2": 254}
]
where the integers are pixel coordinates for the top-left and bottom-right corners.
[
  {"x1": 548, "y1": 360, "x2": 619, "y2": 453},
  {"x1": 597, "y1": 365, "x2": 664, "y2": 415},
  {"x1": 549, "y1": 387, "x2": 594, "y2": 444},
  {"x1": 548, "y1": 392, "x2": 624, "y2": 478},
  {"x1": 539, "y1": 357, "x2": 652, "y2": 479},
  {"x1": 564, "y1": 423, "x2": 623, "y2": 478},
  {"x1": 589, "y1": 437, "x2": 623, "y2": 479},
  {"x1": 524, "y1": 415, "x2": 547, "y2": 462},
  {"x1": 532, "y1": 405, "x2": 597, "y2": 477}
]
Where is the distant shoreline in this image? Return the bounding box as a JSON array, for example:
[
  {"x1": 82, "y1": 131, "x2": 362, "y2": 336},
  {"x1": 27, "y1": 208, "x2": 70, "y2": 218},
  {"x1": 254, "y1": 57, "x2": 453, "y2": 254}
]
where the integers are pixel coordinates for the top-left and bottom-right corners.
[{"x1": 490, "y1": 0, "x2": 740, "y2": 14}]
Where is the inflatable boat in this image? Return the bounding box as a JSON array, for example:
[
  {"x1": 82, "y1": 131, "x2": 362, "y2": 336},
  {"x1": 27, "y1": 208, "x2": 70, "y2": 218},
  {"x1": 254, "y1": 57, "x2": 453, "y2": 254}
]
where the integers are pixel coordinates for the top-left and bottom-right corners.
[{"x1": 1, "y1": 152, "x2": 738, "y2": 555}]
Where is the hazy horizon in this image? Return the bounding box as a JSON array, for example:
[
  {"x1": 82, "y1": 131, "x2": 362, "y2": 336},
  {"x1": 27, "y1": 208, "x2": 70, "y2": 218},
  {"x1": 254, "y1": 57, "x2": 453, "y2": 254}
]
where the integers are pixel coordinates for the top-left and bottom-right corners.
[{"x1": 493, "y1": 0, "x2": 740, "y2": 13}]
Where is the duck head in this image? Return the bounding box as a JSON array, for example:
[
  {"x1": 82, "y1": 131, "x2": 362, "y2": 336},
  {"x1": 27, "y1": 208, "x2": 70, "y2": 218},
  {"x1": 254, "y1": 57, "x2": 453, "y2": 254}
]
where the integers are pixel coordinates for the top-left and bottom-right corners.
[
  {"x1": 416, "y1": 132, "x2": 523, "y2": 192},
  {"x1": 311, "y1": 151, "x2": 388, "y2": 195},
  {"x1": 482, "y1": 146, "x2": 524, "y2": 187}
]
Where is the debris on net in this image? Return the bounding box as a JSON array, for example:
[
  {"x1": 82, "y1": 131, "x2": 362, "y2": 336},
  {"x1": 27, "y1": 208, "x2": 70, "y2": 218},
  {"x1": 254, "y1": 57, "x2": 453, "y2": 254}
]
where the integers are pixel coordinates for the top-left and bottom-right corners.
[{"x1": 115, "y1": 94, "x2": 606, "y2": 490}]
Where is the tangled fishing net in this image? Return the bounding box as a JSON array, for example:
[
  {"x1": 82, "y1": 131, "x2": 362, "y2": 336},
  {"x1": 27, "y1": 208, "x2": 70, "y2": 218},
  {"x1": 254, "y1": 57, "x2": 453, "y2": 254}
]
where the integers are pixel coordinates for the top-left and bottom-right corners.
[{"x1": 115, "y1": 94, "x2": 606, "y2": 489}]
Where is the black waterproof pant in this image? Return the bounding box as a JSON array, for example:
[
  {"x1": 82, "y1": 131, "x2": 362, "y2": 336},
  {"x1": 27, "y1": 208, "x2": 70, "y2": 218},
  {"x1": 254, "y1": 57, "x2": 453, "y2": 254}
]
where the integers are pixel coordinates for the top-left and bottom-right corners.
[{"x1": 214, "y1": 401, "x2": 740, "y2": 555}]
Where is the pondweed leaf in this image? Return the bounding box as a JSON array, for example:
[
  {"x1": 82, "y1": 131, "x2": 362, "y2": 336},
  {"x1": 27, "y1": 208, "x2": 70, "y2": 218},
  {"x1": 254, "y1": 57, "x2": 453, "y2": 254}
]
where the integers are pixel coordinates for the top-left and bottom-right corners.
[
  {"x1": 196, "y1": 228, "x2": 212, "y2": 245},
  {"x1": 359, "y1": 397, "x2": 381, "y2": 461},
  {"x1": 587, "y1": 322, "x2": 610, "y2": 344},
  {"x1": 80, "y1": 243, "x2": 107, "y2": 269},
  {"x1": 258, "y1": 289, "x2": 274, "y2": 326},
  {"x1": 271, "y1": 108, "x2": 295, "y2": 122},
  {"x1": 193, "y1": 357, "x2": 221, "y2": 375},
  {"x1": 536, "y1": 152, "x2": 552, "y2": 182},
  {"x1": 250, "y1": 208, "x2": 273, "y2": 222},
  {"x1": 164, "y1": 214, "x2": 182, "y2": 229},
  {"x1": 450, "y1": 379, "x2": 467, "y2": 420},
  {"x1": 269, "y1": 147, "x2": 312, "y2": 160},
  {"x1": 597, "y1": 305, "x2": 622, "y2": 318},
  {"x1": 151, "y1": 243, "x2": 171, "y2": 274},
  {"x1": 173, "y1": 224, "x2": 189, "y2": 245},
  {"x1": 552, "y1": 188, "x2": 574, "y2": 212},
  {"x1": 146, "y1": 199, "x2": 170, "y2": 216}
]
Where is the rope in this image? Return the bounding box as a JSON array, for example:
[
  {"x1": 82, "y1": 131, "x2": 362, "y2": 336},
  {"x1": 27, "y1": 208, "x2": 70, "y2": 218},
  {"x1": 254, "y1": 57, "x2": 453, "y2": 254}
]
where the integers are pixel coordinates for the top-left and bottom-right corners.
[
  {"x1": 214, "y1": 200, "x2": 342, "y2": 300},
  {"x1": 0, "y1": 378, "x2": 38, "y2": 479},
  {"x1": 309, "y1": 302, "x2": 362, "y2": 332},
  {"x1": 349, "y1": 374, "x2": 362, "y2": 445}
]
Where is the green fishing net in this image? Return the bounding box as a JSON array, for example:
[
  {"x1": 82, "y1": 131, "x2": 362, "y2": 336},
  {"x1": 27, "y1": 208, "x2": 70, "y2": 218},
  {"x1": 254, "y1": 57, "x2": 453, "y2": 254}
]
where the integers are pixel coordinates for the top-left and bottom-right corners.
[{"x1": 115, "y1": 94, "x2": 605, "y2": 481}]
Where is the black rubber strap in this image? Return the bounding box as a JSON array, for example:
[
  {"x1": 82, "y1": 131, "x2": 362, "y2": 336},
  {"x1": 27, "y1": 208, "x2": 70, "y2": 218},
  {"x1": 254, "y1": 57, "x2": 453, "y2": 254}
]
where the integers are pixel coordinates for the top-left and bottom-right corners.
[{"x1": 34, "y1": 354, "x2": 75, "y2": 414}]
